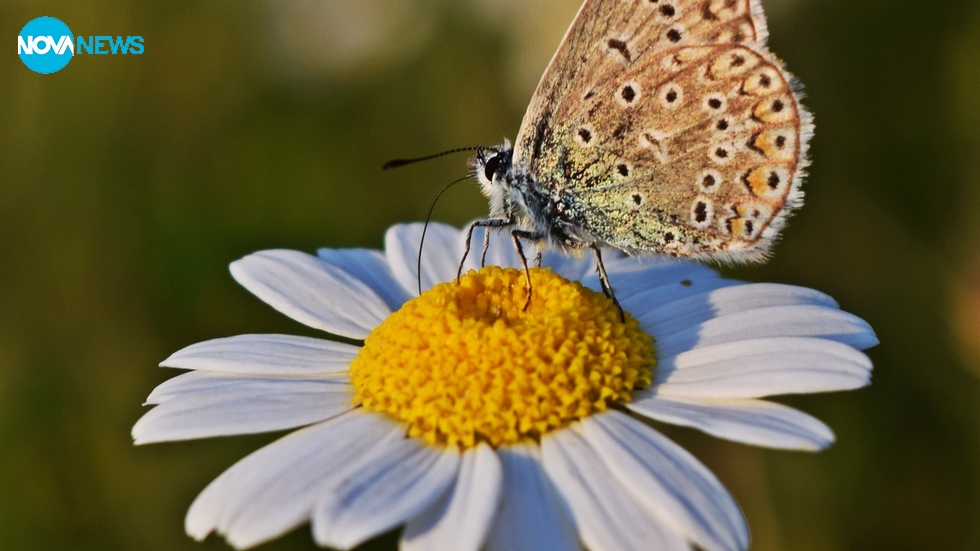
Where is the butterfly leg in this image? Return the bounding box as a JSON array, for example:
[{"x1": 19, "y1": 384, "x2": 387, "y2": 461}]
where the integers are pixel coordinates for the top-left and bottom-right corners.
[
  {"x1": 511, "y1": 229, "x2": 546, "y2": 311},
  {"x1": 459, "y1": 218, "x2": 513, "y2": 283},
  {"x1": 480, "y1": 229, "x2": 492, "y2": 268},
  {"x1": 591, "y1": 244, "x2": 624, "y2": 322}
]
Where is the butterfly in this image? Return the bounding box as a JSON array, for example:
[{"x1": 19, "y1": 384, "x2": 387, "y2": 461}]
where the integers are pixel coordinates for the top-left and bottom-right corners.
[{"x1": 465, "y1": 0, "x2": 812, "y2": 309}]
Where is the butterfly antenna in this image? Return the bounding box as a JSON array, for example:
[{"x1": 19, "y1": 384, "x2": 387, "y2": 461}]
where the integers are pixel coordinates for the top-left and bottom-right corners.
[
  {"x1": 383, "y1": 146, "x2": 483, "y2": 170},
  {"x1": 417, "y1": 174, "x2": 472, "y2": 295}
]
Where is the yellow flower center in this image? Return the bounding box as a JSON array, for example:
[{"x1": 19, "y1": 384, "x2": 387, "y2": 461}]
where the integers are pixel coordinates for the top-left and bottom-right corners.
[{"x1": 350, "y1": 266, "x2": 655, "y2": 448}]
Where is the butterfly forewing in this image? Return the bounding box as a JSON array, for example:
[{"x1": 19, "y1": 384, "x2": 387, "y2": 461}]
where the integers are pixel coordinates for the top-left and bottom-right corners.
[{"x1": 512, "y1": 0, "x2": 810, "y2": 262}]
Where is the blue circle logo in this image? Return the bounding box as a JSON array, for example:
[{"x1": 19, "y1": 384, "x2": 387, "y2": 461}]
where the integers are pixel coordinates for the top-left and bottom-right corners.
[{"x1": 18, "y1": 17, "x2": 74, "y2": 74}]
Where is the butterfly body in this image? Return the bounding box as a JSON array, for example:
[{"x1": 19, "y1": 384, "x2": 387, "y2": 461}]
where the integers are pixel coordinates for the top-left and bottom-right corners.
[{"x1": 471, "y1": 0, "x2": 811, "y2": 265}]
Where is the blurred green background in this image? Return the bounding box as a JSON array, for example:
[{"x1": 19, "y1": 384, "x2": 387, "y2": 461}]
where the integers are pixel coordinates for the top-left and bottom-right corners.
[{"x1": 2, "y1": 0, "x2": 980, "y2": 549}]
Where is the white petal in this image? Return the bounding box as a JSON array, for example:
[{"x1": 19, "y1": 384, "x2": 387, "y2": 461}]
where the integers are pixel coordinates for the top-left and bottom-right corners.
[
  {"x1": 230, "y1": 250, "x2": 391, "y2": 339},
  {"x1": 585, "y1": 258, "x2": 721, "y2": 299},
  {"x1": 542, "y1": 429, "x2": 690, "y2": 551},
  {"x1": 160, "y1": 334, "x2": 358, "y2": 375},
  {"x1": 317, "y1": 247, "x2": 411, "y2": 311},
  {"x1": 402, "y1": 444, "x2": 503, "y2": 551},
  {"x1": 653, "y1": 304, "x2": 878, "y2": 359},
  {"x1": 628, "y1": 393, "x2": 835, "y2": 451},
  {"x1": 385, "y1": 223, "x2": 462, "y2": 296},
  {"x1": 186, "y1": 411, "x2": 401, "y2": 549},
  {"x1": 638, "y1": 283, "x2": 840, "y2": 337},
  {"x1": 622, "y1": 278, "x2": 741, "y2": 317},
  {"x1": 312, "y1": 440, "x2": 460, "y2": 550},
  {"x1": 540, "y1": 250, "x2": 595, "y2": 281},
  {"x1": 485, "y1": 444, "x2": 581, "y2": 551},
  {"x1": 458, "y1": 224, "x2": 525, "y2": 272},
  {"x1": 655, "y1": 336, "x2": 872, "y2": 398},
  {"x1": 133, "y1": 372, "x2": 353, "y2": 444},
  {"x1": 143, "y1": 370, "x2": 350, "y2": 405},
  {"x1": 580, "y1": 411, "x2": 749, "y2": 551}
]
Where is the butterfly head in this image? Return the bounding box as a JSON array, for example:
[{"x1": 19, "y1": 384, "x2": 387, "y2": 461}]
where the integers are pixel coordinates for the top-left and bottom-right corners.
[{"x1": 470, "y1": 141, "x2": 514, "y2": 217}]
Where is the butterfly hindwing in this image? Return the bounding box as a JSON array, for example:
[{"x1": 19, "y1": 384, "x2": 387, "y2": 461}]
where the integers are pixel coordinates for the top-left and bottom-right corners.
[{"x1": 511, "y1": 0, "x2": 810, "y2": 261}]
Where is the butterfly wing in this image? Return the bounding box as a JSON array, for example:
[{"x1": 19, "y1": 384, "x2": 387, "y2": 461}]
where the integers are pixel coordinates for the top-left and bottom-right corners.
[{"x1": 512, "y1": 0, "x2": 811, "y2": 262}]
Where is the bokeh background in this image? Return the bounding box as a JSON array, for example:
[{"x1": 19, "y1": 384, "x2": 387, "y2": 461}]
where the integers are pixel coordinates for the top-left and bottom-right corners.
[{"x1": 2, "y1": 0, "x2": 980, "y2": 549}]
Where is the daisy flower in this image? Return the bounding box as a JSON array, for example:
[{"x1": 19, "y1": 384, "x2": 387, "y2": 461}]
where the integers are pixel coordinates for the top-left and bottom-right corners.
[{"x1": 133, "y1": 222, "x2": 877, "y2": 551}]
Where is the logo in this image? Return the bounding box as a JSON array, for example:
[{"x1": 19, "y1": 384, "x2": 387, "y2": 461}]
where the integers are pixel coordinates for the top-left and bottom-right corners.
[
  {"x1": 18, "y1": 17, "x2": 74, "y2": 74},
  {"x1": 17, "y1": 16, "x2": 144, "y2": 74}
]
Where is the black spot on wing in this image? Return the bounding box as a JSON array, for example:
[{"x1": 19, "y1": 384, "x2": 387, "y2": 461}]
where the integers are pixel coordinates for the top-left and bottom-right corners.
[
  {"x1": 606, "y1": 38, "x2": 631, "y2": 62},
  {"x1": 701, "y1": 0, "x2": 719, "y2": 20},
  {"x1": 694, "y1": 201, "x2": 708, "y2": 222},
  {"x1": 768, "y1": 171, "x2": 780, "y2": 189},
  {"x1": 621, "y1": 85, "x2": 636, "y2": 102}
]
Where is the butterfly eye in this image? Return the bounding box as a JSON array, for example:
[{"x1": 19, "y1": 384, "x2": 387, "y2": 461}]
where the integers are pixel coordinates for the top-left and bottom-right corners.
[{"x1": 484, "y1": 154, "x2": 501, "y2": 182}]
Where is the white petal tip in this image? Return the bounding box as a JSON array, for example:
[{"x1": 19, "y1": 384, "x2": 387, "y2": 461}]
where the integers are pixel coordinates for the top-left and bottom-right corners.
[
  {"x1": 314, "y1": 535, "x2": 358, "y2": 551},
  {"x1": 130, "y1": 423, "x2": 147, "y2": 444},
  {"x1": 184, "y1": 521, "x2": 213, "y2": 543},
  {"x1": 186, "y1": 530, "x2": 209, "y2": 543},
  {"x1": 779, "y1": 433, "x2": 835, "y2": 452},
  {"x1": 226, "y1": 534, "x2": 266, "y2": 550}
]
